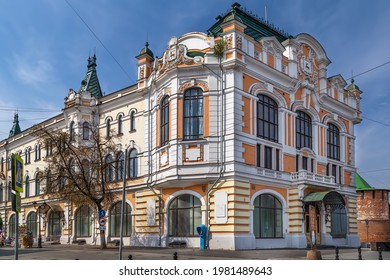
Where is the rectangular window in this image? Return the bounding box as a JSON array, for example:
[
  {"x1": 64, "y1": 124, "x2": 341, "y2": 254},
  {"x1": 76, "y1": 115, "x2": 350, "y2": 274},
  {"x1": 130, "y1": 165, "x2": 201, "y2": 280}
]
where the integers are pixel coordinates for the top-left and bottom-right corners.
[
  {"x1": 302, "y1": 156, "x2": 308, "y2": 171},
  {"x1": 311, "y1": 158, "x2": 314, "y2": 173},
  {"x1": 256, "y1": 144, "x2": 261, "y2": 167},
  {"x1": 264, "y1": 146, "x2": 273, "y2": 169},
  {"x1": 332, "y1": 164, "x2": 337, "y2": 183},
  {"x1": 275, "y1": 149, "x2": 280, "y2": 171},
  {"x1": 296, "y1": 155, "x2": 300, "y2": 171}
]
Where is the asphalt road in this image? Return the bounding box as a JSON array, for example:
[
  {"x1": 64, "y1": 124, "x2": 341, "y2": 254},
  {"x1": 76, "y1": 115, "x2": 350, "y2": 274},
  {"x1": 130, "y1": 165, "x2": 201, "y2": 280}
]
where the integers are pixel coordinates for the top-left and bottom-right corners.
[{"x1": 0, "y1": 244, "x2": 389, "y2": 260}]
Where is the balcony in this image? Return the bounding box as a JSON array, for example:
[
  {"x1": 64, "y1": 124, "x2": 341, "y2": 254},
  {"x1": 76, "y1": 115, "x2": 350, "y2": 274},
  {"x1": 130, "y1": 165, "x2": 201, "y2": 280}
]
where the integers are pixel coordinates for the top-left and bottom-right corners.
[
  {"x1": 256, "y1": 167, "x2": 291, "y2": 181},
  {"x1": 291, "y1": 170, "x2": 336, "y2": 187}
]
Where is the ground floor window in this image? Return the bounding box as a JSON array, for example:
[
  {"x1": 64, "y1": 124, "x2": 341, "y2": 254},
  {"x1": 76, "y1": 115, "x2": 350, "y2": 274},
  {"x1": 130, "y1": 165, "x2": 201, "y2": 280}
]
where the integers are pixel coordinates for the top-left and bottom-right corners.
[
  {"x1": 48, "y1": 211, "x2": 62, "y2": 237},
  {"x1": 26, "y1": 212, "x2": 37, "y2": 237},
  {"x1": 75, "y1": 205, "x2": 92, "y2": 237},
  {"x1": 253, "y1": 194, "x2": 283, "y2": 238},
  {"x1": 330, "y1": 206, "x2": 347, "y2": 238},
  {"x1": 9, "y1": 214, "x2": 16, "y2": 238},
  {"x1": 109, "y1": 202, "x2": 132, "y2": 237},
  {"x1": 168, "y1": 194, "x2": 202, "y2": 237}
]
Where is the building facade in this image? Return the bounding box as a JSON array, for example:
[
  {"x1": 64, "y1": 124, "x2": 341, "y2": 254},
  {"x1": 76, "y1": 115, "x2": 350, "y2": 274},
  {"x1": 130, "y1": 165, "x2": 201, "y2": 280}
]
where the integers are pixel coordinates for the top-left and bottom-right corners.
[{"x1": 0, "y1": 3, "x2": 362, "y2": 250}]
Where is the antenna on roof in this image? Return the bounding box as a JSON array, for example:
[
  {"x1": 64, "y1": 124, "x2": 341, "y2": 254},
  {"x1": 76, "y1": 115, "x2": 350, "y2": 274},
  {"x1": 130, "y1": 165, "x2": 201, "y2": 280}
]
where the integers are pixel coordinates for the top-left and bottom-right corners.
[{"x1": 265, "y1": 0, "x2": 268, "y2": 22}]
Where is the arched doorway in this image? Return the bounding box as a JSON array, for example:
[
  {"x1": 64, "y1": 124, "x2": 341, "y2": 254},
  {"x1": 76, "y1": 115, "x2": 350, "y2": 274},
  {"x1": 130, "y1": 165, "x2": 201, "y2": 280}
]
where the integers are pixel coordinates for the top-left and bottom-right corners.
[{"x1": 303, "y1": 191, "x2": 346, "y2": 247}]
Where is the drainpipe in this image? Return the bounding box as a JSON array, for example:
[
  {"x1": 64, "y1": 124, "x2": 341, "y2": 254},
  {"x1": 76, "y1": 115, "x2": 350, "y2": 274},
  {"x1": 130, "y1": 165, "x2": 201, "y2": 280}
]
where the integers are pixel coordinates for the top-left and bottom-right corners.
[{"x1": 205, "y1": 57, "x2": 225, "y2": 249}]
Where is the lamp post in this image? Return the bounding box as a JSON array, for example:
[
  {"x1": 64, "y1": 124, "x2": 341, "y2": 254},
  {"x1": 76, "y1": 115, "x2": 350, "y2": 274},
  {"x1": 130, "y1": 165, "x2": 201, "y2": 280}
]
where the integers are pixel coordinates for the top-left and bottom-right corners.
[
  {"x1": 119, "y1": 146, "x2": 129, "y2": 260},
  {"x1": 33, "y1": 202, "x2": 46, "y2": 248}
]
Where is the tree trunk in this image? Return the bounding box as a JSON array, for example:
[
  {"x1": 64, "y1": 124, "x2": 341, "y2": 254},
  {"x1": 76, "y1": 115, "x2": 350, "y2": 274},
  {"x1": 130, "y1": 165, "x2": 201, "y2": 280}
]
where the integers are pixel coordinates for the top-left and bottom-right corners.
[{"x1": 97, "y1": 204, "x2": 107, "y2": 249}]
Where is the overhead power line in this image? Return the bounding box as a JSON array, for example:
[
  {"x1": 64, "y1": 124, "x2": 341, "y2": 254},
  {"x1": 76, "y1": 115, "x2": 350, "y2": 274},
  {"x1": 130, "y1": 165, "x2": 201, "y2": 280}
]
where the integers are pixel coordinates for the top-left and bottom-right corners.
[{"x1": 64, "y1": 0, "x2": 134, "y2": 83}]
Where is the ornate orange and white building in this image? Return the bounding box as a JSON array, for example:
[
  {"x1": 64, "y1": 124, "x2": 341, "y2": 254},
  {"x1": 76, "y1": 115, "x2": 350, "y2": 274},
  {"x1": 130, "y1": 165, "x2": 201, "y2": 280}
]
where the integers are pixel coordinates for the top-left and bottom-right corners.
[{"x1": 0, "y1": 3, "x2": 362, "y2": 249}]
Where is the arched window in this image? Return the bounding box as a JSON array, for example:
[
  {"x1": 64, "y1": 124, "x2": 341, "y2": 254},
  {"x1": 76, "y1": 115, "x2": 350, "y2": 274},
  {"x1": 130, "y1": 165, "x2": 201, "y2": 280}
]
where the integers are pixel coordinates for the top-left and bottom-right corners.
[
  {"x1": 26, "y1": 212, "x2": 37, "y2": 237},
  {"x1": 69, "y1": 121, "x2": 75, "y2": 142},
  {"x1": 327, "y1": 123, "x2": 340, "y2": 161},
  {"x1": 253, "y1": 194, "x2": 283, "y2": 238},
  {"x1": 9, "y1": 214, "x2": 16, "y2": 238},
  {"x1": 160, "y1": 96, "x2": 169, "y2": 146},
  {"x1": 296, "y1": 111, "x2": 312, "y2": 149},
  {"x1": 128, "y1": 149, "x2": 138, "y2": 178},
  {"x1": 25, "y1": 176, "x2": 30, "y2": 198},
  {"x1": 130, "y1": 111, "x2": 136, "y2": 132},
  {"x1": 109, "y1": 202, "x2": 132, "y2": 237},
  {"x1": 48, "y1": 211, "x2": 62, "y2": 238},
  {"x1": 82, "y1": 122, "x2": 90, "y2": 140},
  {"x1": 117, "y1": 115, "x2": 123, "y2": 135},
  {"x1": 105, "y1": 154, "x2": 114, "y2": 182},
  {"x1": 74, "y1": 205, "x2": 92, "y2": 237},
  {"x1": 116, "y1": 152, "x2": 124, "y2": 181},
  {"x1": 330, "y1": 206, "x2": 347, "y2": 237},
  {"x1": 257, "y1": 94, "x2": 278, "y2": 142},
  {"x1": 0, "y1": 157, "x2": 3, "y2": 173},
  {"x1": 106, "y1": 119, "x2": 111, "y2": 139},
  {"x1": 35, "y1": 144, "x2": 41, "y2": 161},
  {"x1": 35, "y1": 173, "x2": 42, "y2": 196},
  {"x1": 183, "y1": 88, "x2": 203, "y2": 140},
  {"x1": 168, "y1": 194, "x2": 202, "y2": 237}
]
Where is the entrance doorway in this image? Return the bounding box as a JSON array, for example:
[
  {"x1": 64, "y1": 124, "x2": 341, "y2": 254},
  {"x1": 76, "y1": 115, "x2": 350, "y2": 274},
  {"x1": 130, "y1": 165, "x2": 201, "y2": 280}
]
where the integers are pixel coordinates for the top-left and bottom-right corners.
[{"x1": 304, "y1": 205, "x2": 321, "y2": 248}]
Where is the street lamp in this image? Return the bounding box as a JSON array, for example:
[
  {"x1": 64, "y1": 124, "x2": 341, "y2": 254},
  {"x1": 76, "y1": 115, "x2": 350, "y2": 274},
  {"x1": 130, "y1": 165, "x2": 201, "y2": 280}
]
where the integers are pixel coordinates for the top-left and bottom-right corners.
[
  {"x1": 119, "y1": 146, "x2": 130, "y2": 260},
  {"x1": 33, "y1": 202, "x2": 46, "y2": 248}
]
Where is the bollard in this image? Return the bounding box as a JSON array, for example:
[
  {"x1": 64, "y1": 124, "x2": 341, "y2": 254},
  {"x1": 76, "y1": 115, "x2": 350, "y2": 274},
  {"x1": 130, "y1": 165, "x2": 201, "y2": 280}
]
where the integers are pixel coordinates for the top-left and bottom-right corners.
[
  {"x1": 379, "y1": 246, "x2": 383, "y2": 260},
  {"x1": 128, "y1": 254, "x2": 133, "y2": 260},
  {"x1": 358, "y1": 246, "x2": 362, "y2": 260},
  {"x1": 173, "y1": 252, "x2": 178, "y2": 260},
  {"x1": 335, "y1": 246, "x2": 339, "y2": 260}
]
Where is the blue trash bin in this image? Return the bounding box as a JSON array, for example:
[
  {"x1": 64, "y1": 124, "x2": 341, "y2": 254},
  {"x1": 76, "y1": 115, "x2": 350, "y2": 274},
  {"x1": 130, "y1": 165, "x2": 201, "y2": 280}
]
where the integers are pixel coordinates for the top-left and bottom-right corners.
[{"x1": 196, "y1": 224, "x2": 207, "y2": 250}]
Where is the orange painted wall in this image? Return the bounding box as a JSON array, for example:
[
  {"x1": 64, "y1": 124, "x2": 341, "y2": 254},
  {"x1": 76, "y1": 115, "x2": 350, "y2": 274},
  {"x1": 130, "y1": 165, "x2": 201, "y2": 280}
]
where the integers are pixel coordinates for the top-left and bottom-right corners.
[
  {"x1": 250, "y1": 184, "x2": 288, "y2": 203},
  {"x1": 242, "y1": 73, "x2": 260, "y2": 93},
  {"x1": 283, "y1": 154, "x2": 295, "y2": 172},
  {"x1": 242, "y1": 143, "x2": 256, "y2": 165},
  {"x1": 267, "y1": 53, "x2": 274, "y2": 68},
  {"x1": 242, "y1": 96, "x2": 251, "y2": 134},
  {"x1": 344, "y1": 171, "x2": 352, "y2": 185},
  {"x1": 317, "y1": 163, "x2": 327, "y2": 175}
]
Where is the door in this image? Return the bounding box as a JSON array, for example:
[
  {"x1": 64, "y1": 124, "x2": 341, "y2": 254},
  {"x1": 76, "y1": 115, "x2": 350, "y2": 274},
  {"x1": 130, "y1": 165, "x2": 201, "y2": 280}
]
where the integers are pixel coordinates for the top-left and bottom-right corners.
[{"x1": 305, "y1": 205, "x2": 321, "y2": 248}]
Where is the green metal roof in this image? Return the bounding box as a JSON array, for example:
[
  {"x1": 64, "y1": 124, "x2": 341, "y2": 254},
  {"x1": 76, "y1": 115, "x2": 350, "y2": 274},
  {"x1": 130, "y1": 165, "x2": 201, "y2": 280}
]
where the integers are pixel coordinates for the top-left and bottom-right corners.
[
  {"x1": 137, "y1": 42, "x2": 154, "y2": 58},
  {"x1": 79, "y1": 54, "x2": 103, "y2": 98},
  {"x1": 355, "y1": 173, "x2": 374, "y2": 190},
  {"x1": 208, "y1": 2, "x2": 290, "y2": 43},
  {"x1": 346, "y1": 79, "x2": 362, "y2": 93},
  {"x1": 303, "y1": 191, "x2": 345, "y2": 205},
  {"x1": 9, "y1": 113, "x2": 21, "y2": 137}
]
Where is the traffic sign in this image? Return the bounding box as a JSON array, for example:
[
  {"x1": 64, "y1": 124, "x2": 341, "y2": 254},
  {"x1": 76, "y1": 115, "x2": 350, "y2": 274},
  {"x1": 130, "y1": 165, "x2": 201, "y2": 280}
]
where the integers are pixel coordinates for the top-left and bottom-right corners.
[
  {"x1": 99, "y1": 218, "x2": 106, "y2": 226},
  {"x1": 99, "y1": 226, "x2": 106, "y2": 231},
  {"x1": 99, "y1": 209, "x2": 106, "y2": 218},
  {"x1": 12, "y1": 154, "x2": 24, "y2": 193}
]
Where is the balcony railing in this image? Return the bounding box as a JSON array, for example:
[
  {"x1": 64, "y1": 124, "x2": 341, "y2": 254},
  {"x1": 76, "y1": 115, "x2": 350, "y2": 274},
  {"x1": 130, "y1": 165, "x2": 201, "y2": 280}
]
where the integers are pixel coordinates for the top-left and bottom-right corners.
[
  {"x1": 256, "y1": 167, "x2": 291, "y2": 181},
  {"x1": 291, "y1": 170, "x2": 335, "y2": 186}
]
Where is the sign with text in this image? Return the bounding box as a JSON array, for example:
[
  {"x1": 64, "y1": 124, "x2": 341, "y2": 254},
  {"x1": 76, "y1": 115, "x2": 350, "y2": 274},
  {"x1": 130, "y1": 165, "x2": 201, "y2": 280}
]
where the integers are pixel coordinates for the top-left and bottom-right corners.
[{"x1": 11, "y1": 154, "x2": 24, "y2": 193}]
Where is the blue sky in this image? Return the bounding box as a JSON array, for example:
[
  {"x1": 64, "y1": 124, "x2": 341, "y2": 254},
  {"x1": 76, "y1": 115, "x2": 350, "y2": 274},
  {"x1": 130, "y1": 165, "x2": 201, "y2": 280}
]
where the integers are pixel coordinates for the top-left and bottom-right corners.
[{"x1": 0, "y1": 0, "x2": 389, "y2": 188}]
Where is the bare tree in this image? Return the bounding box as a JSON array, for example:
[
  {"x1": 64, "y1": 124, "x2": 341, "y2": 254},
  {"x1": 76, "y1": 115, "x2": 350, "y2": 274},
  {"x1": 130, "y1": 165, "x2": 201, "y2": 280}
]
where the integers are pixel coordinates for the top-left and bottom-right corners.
[{"x1": 33, "y1": 124, "x2": 119, "y2": 249}]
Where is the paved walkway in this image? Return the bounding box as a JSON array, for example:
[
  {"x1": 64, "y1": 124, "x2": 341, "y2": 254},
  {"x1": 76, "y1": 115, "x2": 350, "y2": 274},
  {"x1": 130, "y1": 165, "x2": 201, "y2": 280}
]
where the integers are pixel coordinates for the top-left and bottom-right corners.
[{"x1": 0, "y1": 244, "x2": 389, "y2": 260}]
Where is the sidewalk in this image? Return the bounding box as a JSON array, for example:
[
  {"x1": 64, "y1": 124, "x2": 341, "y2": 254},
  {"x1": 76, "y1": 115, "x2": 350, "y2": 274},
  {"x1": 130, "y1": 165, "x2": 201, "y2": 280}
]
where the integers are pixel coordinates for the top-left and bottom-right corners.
[{"x1": 0, "y1": 244, "x2": 389, "y2": 260}]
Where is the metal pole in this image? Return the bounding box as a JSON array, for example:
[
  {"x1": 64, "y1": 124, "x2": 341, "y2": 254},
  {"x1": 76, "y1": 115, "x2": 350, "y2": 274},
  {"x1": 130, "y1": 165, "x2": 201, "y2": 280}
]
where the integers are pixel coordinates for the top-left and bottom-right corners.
[
  {"x1": 119, "y1": 148, "x2": 127, "y2": 260},
  {"x1": 14, "y1": 212, "x2": 18, "y2": 260},
  {"x1": 38, "y1": 206, "x2": 42, "y2": 248}
]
